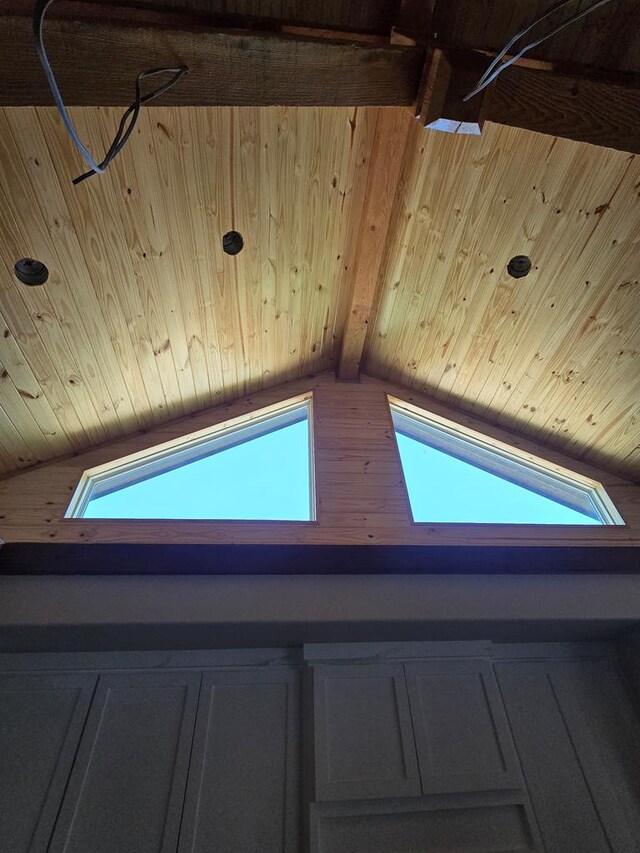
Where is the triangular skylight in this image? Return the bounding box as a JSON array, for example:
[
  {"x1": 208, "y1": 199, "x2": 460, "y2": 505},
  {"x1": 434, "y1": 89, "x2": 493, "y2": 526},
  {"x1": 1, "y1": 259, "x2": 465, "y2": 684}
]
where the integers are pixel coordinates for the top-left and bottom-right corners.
[
  {"x1": 389, "y1": 397, "x2": 623, "y2": 526},
  {"x1": 67, "y1": 394, "x2": 315, "y2": 520}
]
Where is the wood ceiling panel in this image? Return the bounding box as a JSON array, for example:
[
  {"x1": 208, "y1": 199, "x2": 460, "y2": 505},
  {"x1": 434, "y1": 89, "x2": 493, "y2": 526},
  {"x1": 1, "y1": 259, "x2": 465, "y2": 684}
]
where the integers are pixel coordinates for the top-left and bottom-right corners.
[
  {"x1": 66, "y1": 0, "x2": 398, "y2": 33},
  {"x1": 366, "y1": 121, "x2": 640, "y2": 481},
  {"x1": 0, "y1": 105, "x2": 376, "y2": 473}
]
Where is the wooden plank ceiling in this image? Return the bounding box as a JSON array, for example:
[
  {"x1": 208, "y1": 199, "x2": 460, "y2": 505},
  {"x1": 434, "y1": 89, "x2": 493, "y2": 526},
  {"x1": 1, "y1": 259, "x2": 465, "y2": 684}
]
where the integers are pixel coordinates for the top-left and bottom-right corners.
[
  {"x1": 365, "y1": 118, "x2": 640, "y2": 481},
  {"x1": 0, "y1": 2, "x2": 639, "y2": 484},
  {"x1": 0, "y1": 105, "x2": 374, "y2": 474},
  {"x1": 1, "y1": 104, "x2": 638, "y2": 482}
]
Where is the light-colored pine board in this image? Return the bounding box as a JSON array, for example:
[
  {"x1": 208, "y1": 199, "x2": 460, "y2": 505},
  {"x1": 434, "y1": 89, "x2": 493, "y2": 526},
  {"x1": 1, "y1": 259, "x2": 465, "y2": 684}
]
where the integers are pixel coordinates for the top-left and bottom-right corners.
[
  {"x1": 143, "y1": 107, "x2": 213, "y2": 411},
  {"x1": 0, "y1": 305, "x2": 74, "y2": 457},
  {"x1": 33, "y1": 107, "x2": 161, "y2": 427},
  {"x1": 0, "y1": 105, "x2": 381, "y2": 474},
  {"x1": 366, "y1": 121, "x2": 640, "y2": 481},
  {"x1": 338, "y1": 107, "x2": 413, "y2": 379},
  {"x1": 64, "y1": 108, "x2": 171, "y2": 421},
  {"x1": 2, "y1": 104, "x2": 638, "y2": 486},
  {"x1": 0, "y1": 131, "x2": 115, "y2": 446},
  {"x1": 0, "y1": 358, "x2": 65, "y2": 461},
  {"x1": 92, "y1": 107, "x2": 188, "y2": 421},
  {"x1": 1, "y1": 371, "x2": 639, "y2": 546},
  {"x1": 2, "y1": 108, "x2": 143, "y2": 439}
]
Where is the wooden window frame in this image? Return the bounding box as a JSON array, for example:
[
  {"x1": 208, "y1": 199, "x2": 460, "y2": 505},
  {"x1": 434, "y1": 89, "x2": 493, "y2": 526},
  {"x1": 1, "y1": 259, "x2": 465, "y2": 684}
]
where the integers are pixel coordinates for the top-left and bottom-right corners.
[
  {"x1": 388, "y1": 396, "x2": 624, "y2": 527},
  {"x1": 66, "y1": 393, "x2": 316, "y2": 521}
]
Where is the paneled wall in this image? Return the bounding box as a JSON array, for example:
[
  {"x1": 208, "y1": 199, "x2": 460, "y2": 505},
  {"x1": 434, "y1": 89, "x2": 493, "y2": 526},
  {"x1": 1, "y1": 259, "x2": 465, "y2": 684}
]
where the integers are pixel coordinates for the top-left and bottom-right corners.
[
  {"x1": 0, "y1": 649, "x2": 300, "y2": 853},
  {"x1": 618, "y1": 626, "x2": 640, "y2": 713},
  {"x1": 1, "y1": 642, "x2": 639, "y2": 853},
  {"x1": 1, "y1": 371, "x2": 640, "y2": 548},
  {"x1": 305, "y1": 641, "x2": 640, "y2": 853}
]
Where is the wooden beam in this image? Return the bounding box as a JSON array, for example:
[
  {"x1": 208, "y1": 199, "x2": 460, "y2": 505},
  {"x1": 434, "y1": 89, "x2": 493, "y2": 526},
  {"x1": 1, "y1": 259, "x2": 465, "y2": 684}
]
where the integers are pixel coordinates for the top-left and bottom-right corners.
[
  {"x1": 417, "y1": 48, "x2": 455, "y2": 126},
  {"x1": 0, "y1": 14, "x2": 424, "y2": 106},
  {"x1": 487, "y1": 63, "x2": 640, "y2": 155},
  {"x1": 417, "y1": 47, "x2": 640, "y2": 153},
  {"x1": 337, "y1": 109, "x2": 412, "y2": 381}
]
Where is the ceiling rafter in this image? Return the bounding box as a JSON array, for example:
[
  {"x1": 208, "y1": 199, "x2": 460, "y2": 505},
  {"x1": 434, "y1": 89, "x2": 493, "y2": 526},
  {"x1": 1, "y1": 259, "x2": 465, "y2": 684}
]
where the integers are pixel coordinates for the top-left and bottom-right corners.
[
  {"x1": 337, "y1": 109, "x2": 412, "y2": 380},
  {"x1": 415, "y1": 46, "x2": 640, "y2": 155},
  {"x1": 0, "y1": 0, "x2": 639, "y2": 482}
]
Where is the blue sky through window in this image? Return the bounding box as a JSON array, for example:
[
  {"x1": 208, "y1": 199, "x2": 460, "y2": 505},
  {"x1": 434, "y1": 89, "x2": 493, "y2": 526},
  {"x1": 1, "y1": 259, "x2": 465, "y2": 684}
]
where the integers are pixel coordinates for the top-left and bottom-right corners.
[
  {"x1": 395, "y1": 432, "x2": 600, "y2": 524},
  {"x1": 82, "y1": 418, "x2": 311, "y2": 520}
]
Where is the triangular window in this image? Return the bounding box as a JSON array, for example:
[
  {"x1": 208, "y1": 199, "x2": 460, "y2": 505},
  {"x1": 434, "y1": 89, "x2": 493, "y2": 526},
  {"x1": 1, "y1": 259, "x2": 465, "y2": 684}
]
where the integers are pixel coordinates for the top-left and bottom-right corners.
[
  {"x1": 389, "y1": 397, "x2": 623, "y2": 526},
  {"x1": 67, "y1": 394, "x2": 315, "y2": 520}
]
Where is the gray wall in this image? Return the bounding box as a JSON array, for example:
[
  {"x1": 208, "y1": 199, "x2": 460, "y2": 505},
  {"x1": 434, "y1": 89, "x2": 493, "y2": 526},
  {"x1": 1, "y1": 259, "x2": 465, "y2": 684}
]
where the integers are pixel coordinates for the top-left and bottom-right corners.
[
  {"x1": 2, "y1": 573, "x2": 640, "y2": 651},
  {"x1": 617, "y1": 627, "x2": 640, "y2": 711},
  {"x1": 3, "y1": 642, "x2": 640, "y2": 853}
]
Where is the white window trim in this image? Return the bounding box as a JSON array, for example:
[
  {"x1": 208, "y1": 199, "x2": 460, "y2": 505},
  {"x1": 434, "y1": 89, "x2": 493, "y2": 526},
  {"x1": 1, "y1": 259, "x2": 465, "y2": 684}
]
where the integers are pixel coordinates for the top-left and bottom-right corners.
[
  {"x1": 388, "y1": 396, "x2": 624, "y2": 526},
  {"x1": 66, "y1": 393, "x2": 316, "y2": 520}
]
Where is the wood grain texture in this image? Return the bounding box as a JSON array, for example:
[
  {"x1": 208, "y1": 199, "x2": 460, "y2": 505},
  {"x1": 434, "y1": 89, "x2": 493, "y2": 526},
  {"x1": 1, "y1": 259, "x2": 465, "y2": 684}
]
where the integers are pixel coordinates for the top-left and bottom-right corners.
[
  {"x1": 487, "y1": 64, "x2": 640, "y2": 155},
  {"x1": 1, "y1": 371, "x2": 639, "y2": 547},
  {"x1": 366, "y1": 121, "x2": 640, "y2": 481},
  {"x1": 0, "y1": 105, "x2": 378, "y2": 471},
  {"x1": 416, "y1": 48, "x2": 453, "y2": 126},
  {"x1": 24, "y1": 0, "x2": 399, "y2": 34},
  {"x1": 433, "y1": 0, "x2": 640, "y2": 74},
  {"x1": 338, "y1": 109, "x2": 413, "y2": 379},
  {"x1": 395, "y1": 0, "x2": 436, "y2": 34},
  {"x1": 416, "y1": 48, "x2": 640, "y2": 153},
  {"x1": 0, "y1": 16, "x2": 423, "y2": 107},
  {"x1": 1, "y1": 101, "x2": 639, "y2": 492}
]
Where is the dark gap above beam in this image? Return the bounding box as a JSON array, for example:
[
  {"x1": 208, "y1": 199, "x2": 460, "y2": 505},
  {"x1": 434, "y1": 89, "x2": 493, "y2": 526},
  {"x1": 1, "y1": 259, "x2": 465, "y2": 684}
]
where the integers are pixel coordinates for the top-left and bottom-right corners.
[
  {"x1": 1, "y1": 542, "x2": 640, "y2": 575},
  {"x1": 6, "y1": 0, "x2": 399, "y2": 35}
]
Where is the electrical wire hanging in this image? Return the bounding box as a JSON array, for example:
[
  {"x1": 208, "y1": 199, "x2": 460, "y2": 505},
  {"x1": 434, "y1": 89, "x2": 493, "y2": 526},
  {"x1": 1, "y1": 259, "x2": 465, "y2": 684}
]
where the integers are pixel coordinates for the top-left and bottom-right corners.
[
  {"x1": 464, "y1": 0, "x2": 616, "y2": 102},
  {"x1": 33, "y1": 0, "x2": 189, "y2": 184}
]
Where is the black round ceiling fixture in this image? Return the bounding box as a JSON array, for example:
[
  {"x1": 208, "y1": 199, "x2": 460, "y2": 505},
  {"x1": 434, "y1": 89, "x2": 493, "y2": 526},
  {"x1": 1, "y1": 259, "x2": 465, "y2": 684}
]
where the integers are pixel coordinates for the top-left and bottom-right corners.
[
  {"x1": 507, "y1": 255, "x2": 532, "y2": 279},
  {"x1": 222, "y1": 231, "x2": 244, "y2": 256},
  {"x1": 14, "y1": 258, "x2": 49, "y2": 286}
]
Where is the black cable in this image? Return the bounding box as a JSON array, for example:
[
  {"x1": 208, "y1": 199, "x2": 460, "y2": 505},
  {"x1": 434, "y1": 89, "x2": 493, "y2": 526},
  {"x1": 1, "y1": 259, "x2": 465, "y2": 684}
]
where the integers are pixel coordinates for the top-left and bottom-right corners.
[
  {"x1": 33, "y1": 0, "x2": 189, "y2": 184},
  {"x1": 72, "y1": 67, "x2": 189, "y2": 184}
]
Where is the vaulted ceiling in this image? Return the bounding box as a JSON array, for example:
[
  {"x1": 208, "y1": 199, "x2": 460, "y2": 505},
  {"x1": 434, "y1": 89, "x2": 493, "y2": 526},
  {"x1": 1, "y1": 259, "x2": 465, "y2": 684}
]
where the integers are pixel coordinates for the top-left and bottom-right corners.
[
  {"x1": 0, "y1": 0, "x2": 639, "y2": 482},
  {"x1": 0, "y1": 105, "x2": 371, "y2": 472},
  {"x1": 367, "y1": 119, "x2": 640, "y2": 480}
]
